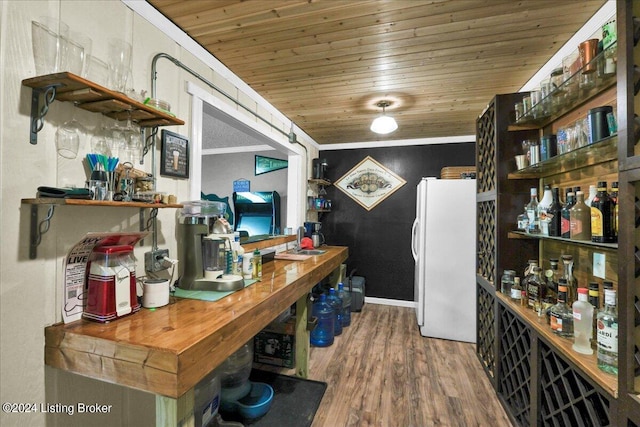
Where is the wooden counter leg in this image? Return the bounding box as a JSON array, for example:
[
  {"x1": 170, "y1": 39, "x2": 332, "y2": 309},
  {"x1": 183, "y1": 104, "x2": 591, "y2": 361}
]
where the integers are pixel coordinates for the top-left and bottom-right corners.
[
  {"x1": 156, "y1": 389, "x2": 195, "y2": 427},
  {"x1": 295, "y1": 293, "x2": 310, "y2": 378}
]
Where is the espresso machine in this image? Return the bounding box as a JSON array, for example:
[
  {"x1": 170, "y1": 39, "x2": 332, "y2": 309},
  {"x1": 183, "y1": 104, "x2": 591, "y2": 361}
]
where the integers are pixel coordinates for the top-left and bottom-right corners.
[{"x1": 177, "y1": 201, "x2": 244, "y2": 292}]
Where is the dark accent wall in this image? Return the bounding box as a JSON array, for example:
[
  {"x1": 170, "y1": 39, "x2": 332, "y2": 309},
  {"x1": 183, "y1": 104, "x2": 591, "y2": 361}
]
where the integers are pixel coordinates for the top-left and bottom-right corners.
[{"x1": 320, "y1": 143, "x2": 475, "y2": 301}]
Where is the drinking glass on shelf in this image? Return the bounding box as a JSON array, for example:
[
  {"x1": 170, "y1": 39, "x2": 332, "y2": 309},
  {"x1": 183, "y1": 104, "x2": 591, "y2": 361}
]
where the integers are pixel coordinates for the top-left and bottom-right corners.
[
  {"x1": 90, "y1": 116, "x2": 111, "y2": 156},
  {"x1": 85, "y1": 55, "x2": 109, "y2": 86},
  {"x1": 60, "y1": 31, "x2": 92, "y2": 76},
  {"x1": 106, "y1": 119, "x2": 125, "y2": 159},
  {"x1": 31, "y1": 17, "x2": 69, "y2": 75},
  {"x1": 575, "y1": 118, "x2": 589, "y2": 148},
  {"x1": 121, "y1": 115, "x2": 142, "y2": 164},
  {"x1": 55, "y1": 104, "x2": 87, "y2": 159},
  {"x1": 107, "y1": 38, "x2": 132, "y2": 93}
]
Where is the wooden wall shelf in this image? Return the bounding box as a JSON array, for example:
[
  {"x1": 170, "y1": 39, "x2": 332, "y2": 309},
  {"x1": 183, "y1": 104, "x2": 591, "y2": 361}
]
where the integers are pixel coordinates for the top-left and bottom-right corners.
[
  {"x1": 21, "y1": 198, "x2": 183, "y2": 259},
  {"x1": 507, "y1": 231, "x2": 618, "y2": 250},
  {"x1": 507, "y1": 135, "x2": 618, "y2": 180},
  {"x1": 21, "y1": 198, "x2": 183, "y2": 209},
  {"x1": 22, "y1": 72, "x2": 184, "y2": 144}
]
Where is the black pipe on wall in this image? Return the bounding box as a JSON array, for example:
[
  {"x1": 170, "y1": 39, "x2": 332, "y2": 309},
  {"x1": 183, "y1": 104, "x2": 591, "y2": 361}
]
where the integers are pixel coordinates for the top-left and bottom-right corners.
[{"x1": 320, "y1": 143, "x2": 475, "y2": 301}]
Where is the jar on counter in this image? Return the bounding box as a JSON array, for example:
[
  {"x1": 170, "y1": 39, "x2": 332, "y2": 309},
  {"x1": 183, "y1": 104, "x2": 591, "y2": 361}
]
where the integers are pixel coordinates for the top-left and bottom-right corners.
[
  {"x1": 501, "y1": 270, "x2": 516, "y2": 295},
  {"x1": 135, "y1": 176, "x2": 154, "y2": 193}
]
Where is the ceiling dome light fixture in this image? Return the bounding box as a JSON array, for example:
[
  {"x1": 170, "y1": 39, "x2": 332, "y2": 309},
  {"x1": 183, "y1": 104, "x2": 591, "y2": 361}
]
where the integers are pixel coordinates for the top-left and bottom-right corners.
[{"x1": 370, "y1": 100, "x2": 398, "y2": 134}]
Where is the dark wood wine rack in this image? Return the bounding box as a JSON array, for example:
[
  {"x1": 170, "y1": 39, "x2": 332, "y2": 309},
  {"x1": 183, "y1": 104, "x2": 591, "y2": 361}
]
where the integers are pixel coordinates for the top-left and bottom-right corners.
[
  {"x1": 477, "y1": 281, "x2": 496, "y2": 379},
  {"x1": 498, "y1": 305, "x2": 532, "y2": 425},
  {"x1": 475, "y1": 2, "x2": 640, "y2": 425},
  {"x1": 539, "y1": 341, "x2": 612, "y2": 426}
]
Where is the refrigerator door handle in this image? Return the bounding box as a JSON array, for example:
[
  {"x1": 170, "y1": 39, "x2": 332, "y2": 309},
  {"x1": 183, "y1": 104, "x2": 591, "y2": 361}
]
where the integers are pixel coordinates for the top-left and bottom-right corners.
[{"x1": 411, "y1": 218, "x2": 419, "y2": 261}]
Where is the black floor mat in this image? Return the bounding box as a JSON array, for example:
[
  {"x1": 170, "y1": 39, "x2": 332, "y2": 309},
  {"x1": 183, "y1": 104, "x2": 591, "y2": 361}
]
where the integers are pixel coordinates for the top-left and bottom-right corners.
[{"x1": 219, "y1": 369, "x2": 327, "y2": 427}]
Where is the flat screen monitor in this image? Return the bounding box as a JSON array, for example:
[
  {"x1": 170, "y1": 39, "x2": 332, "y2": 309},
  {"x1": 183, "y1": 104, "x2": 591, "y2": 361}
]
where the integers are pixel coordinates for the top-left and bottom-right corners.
[{"x1": 235, "y1": 213, "x2": 272, "y2": 237}]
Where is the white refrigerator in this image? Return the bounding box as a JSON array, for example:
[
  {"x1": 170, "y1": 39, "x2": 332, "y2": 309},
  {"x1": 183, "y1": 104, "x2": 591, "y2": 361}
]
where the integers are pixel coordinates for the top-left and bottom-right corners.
[{"x1": 411, "y1": 177, "x2": 477, "y2": 343}]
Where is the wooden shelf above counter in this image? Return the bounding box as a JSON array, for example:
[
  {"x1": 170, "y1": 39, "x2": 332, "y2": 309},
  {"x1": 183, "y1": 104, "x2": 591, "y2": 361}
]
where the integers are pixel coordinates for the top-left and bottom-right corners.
[
  {"x1": 22, "y1": 72, "x2": 184, "y2": 127},
  {"x1": 44, "y1": 246, "x2": 348, "y2": 399},
  {"x1": 21, "y1": 197, "x2": 183, "y2": 209},
  {"x1": 22, "y1": 72, "x2": 184, "y2": 145}
]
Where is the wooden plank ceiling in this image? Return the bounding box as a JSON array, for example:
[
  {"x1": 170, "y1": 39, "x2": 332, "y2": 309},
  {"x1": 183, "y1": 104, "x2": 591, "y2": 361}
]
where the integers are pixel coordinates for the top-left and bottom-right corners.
[{"x1": 148, "y1": 0, "x2": 607, "y2": 145}]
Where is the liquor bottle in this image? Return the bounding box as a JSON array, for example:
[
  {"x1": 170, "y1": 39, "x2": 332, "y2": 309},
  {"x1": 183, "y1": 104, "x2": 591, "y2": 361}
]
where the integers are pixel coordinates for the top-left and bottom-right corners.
[
  {"x1": 516, "y1": 205, "x2": 529, "y2": 232},
  {"x1": 521, "y1": 260, "x2": 538, "y2": 299},
  {"x1": 545, "y1": 258, "x2": 560, "y2": 296},
  {"x1": 561, "y1": 254, "x2": 577, "y2": 305},
  {"x1": 547, "y1": 187, "x2": 563, "y2": 237},
  {"x1": 542, "y1": 259, "x2": 558, "y2": 321},
  {"x1": 585, "y1": 184, "x2": 597, "y2": 207},
  {"x1": 590, "y1": 181, "x2": 616, "y2": 243},
  {"x1": 510, "y1": 277, "x2": 522, "y2": 303},
  {"x1": 588, "y1": 282, "x2": 600, "y2": 345},
  {"x1": 527, "y1": 266, "x2": 546, "y2": 316},
  {"x1": 526, "y1": 187, "x2": 541, "y2": 234},
  {"x1": 564, "y1": 187, "x2": 572, "y2": 203},
  {"x1": 610, "y1": 181, "x2": 618, "y2": 239},
  {"x1": 538, "y1": 185, "x2": 553, "y2": 236},
  {"x1": 570, "y1": 191, "x2": 591, "y2": 241},
  {"x1": 550, "y1": 282, "x2": 574, "y2": 338},
  {"x1": 572, "y1": 288, "x2": 594, "y2": 355},
  {"x1": 561, "y1": 192, "x2": 575, "y2": 238},
  {"x1": 597, "y1": 288, "x2": 618, "y2": 374}
]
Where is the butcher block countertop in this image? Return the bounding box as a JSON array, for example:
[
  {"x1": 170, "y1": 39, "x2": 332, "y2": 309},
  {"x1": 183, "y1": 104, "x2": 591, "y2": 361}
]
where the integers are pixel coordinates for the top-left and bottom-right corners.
[{"x1": 44, "y1": 246, "x2": 348, "y2": 399}]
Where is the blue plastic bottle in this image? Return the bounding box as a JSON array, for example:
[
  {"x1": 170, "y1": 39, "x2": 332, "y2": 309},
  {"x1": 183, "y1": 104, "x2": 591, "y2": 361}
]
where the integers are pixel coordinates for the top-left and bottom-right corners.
[
  {"x1": 310, "y1": 294, "x2": 334, "y2": 347},
  {"x1": 337, "y1": 283, "x2": 352, "y2": 327},
  {"x1": 327, "y1": 288, "x2": 343, "y2": 336}
]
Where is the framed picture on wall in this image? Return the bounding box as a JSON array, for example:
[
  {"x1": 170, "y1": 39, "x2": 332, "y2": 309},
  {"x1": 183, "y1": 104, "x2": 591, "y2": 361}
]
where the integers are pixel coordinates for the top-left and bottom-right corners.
[{"x1": 160, "y1": 130, "x2": 189, "y2": 178}]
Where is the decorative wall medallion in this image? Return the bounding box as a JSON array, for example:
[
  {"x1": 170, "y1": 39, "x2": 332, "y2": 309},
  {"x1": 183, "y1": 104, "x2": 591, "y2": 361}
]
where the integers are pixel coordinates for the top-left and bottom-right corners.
[{"x1": 334, "y1": 156, "x2": 406, "y2": 211}]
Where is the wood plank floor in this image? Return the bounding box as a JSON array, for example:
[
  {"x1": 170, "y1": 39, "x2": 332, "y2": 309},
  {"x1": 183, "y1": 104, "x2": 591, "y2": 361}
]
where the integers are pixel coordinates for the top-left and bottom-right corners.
[{"x1": 261, "y1": 303, "x2": 513, "y2": 427}]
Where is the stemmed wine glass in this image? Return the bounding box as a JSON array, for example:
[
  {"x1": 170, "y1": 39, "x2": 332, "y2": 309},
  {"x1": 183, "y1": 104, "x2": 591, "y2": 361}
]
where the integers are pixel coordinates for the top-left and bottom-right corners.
[
  {"x1": 121, "y1": 113, "x2": 142, "y2": 164},
  {"x1": 90, "y1": 115, "x2": 111, "y2": 156},
  {"x1": 105, "y1": 118, "x2": 125, "y2": 160},
  {"x1": 55, "y1": 103, "x2": 88, "y2": 159}
]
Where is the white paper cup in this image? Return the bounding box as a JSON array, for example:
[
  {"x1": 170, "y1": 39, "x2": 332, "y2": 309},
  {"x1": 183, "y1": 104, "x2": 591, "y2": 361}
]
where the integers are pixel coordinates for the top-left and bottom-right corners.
[{"x1": 142, "y1": 279, "x2": 170, "y2": 308}]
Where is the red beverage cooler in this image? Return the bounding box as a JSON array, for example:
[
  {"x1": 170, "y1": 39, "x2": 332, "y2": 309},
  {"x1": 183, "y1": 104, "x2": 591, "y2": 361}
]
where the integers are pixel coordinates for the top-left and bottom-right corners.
[{"x1": 83, "y1": 244, "x2": 140, "y2": 322}]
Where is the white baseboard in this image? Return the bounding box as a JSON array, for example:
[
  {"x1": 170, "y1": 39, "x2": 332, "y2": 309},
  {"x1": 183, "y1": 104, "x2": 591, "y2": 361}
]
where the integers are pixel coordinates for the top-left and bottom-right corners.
[{"x1": 364, "y1": 297, "x2": 417, "y2": 309}]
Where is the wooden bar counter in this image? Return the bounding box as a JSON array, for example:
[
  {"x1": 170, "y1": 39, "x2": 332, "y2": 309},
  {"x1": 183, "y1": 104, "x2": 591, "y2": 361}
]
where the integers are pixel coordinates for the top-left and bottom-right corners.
[{"x1": 44, "y1": 246, "x2": 348, "y2": 407}]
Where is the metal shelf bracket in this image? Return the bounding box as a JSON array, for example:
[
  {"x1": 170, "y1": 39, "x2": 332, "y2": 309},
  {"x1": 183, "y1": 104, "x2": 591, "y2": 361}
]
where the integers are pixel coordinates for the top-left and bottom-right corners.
[
  {"x1": 29, "y1": 84, "x2": 60, "y2": 145},
  {"x1": 30, "y1": 204, "x2": 55, "y2": 259}
]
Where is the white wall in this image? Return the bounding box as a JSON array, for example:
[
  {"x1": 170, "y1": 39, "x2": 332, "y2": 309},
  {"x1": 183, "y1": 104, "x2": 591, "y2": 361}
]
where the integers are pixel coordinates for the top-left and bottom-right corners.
[
  {"x1": 0, "y1": 1, "x2": 316, "y2": 426},
  {"x1": 201, "y1": 150, "x2": 289, "y2": 228}
]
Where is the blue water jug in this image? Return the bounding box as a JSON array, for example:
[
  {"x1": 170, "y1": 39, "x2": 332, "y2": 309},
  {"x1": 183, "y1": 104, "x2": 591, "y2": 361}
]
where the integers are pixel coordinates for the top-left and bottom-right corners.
[
  {"x1": 327, "y1": 288, "x2": 343, "y2": 336},
  {"x1": 310, "y1": 294, "x2": 334, "y2": 347},
  {"x1": 337, "y1": 283, "x2": 352, "y2": 327}
]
